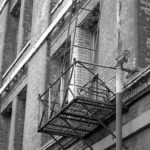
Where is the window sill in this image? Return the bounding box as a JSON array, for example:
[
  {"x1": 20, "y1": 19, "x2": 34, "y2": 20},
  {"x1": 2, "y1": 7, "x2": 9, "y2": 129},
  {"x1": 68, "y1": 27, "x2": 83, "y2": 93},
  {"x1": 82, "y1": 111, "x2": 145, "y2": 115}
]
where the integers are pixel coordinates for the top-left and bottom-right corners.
[
  {"x1": 51, "y1": 0, "x2": 64, "y2": 15},
  {"x1": 2, "y1": 40, "x2": 30, "y2": 80}
]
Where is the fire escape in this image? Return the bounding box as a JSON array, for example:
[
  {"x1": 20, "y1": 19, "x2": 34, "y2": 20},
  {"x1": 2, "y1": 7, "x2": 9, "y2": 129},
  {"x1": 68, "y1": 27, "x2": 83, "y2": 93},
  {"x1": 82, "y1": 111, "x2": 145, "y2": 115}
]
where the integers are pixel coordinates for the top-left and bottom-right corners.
[
  {"x1": 38, "y1": 0, "x2": 127, "y2": 149},
  {"x1": 38, "y1": 61, "x2": 117, "y2": 149}
]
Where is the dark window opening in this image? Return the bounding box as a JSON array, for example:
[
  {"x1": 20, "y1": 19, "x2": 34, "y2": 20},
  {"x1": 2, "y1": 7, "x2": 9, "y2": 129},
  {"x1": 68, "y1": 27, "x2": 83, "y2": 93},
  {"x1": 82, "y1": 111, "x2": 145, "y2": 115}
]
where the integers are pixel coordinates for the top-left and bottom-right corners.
[
  {"x1": 10, "y1": 0, "x2": 21, "y2": 17},
  {"x1": 0, "y1": 104, "x2": 12, "y2": 150},
  {"x1": 15, "y1": 87, "x2": 26, "y2": 150},
  {"x1": 2, "y1": 0, "x2": 21, "y2": 75}
]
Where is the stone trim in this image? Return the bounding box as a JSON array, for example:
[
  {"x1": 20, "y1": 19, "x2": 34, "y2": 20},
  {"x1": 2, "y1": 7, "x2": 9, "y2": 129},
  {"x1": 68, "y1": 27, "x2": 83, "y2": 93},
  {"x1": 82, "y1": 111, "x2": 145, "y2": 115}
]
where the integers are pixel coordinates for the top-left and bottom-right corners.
[
  {"x1": 0, "y1": 0, "x2": 8, "y2": 14},
  {"x1": 123, "y1": 67, "x2": 150, "y2": 105},
  {"x1": 51, "y1": 0, "x2": 64, "y2": 15},
  {"x1": 2, "y1": 41, "x2": 30, "y2": 80},
  {"x1": 92, "y1": 109, "x2": 150, "y2": 150}
]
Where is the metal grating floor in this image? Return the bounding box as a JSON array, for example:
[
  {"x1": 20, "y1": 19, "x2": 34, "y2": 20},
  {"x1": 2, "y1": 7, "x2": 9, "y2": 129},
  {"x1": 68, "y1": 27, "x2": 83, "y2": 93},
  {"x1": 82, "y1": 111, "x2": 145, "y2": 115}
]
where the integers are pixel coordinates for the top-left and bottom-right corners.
[{"x1": 38, "y1": 96, "x2": 116, "y2": 137}]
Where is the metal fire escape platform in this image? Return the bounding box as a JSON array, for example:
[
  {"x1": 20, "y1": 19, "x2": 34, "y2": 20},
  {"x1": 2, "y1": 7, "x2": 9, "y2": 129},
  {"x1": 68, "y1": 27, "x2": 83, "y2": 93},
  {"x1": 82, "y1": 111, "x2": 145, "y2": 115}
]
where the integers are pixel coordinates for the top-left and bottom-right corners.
[
  {"x1": 38, "y1": 96, "x2": 116, "y2": 138},
  {"x1": 37, "y1": 60, "x2": 122, "y2": 142},
  {"x1": 37, "y1": 1, "x2": 128, "y2": 149}
]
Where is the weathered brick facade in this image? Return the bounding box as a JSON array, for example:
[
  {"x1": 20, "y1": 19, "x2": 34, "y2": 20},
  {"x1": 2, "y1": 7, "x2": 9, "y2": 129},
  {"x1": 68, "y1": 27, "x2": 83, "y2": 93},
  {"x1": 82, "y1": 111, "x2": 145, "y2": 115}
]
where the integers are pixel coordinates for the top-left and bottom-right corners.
[{"x1": 1, "y1": 0, "x2": 150, "y2": 150}]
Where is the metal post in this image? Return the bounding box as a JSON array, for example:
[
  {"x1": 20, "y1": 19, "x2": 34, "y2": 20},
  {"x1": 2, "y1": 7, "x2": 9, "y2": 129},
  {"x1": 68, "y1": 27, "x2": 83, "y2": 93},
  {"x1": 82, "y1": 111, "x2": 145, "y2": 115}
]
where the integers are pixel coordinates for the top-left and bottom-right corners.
[
  {"x1": 116, "y1": 65, "x2": 123, "y2": 150},
  {"x1": 116, "y1": 0, "x2": 122, "y2": 150},
  {"x1": 116, "y1": 53, "x2": 129, "y2": 150}
]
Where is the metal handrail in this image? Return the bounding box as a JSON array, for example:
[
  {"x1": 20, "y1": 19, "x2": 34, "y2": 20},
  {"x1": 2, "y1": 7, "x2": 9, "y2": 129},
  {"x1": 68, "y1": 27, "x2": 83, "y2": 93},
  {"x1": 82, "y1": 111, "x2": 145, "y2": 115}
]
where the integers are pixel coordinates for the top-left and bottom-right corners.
[{"x1": 38, "y1": 60, "x2": 115, "y2": 125}]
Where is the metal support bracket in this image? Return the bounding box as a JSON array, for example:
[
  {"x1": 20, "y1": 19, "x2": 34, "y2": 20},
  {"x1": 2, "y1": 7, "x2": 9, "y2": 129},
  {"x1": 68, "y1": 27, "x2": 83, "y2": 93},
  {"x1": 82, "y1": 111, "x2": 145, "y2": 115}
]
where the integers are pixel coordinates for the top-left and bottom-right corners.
[
  {"x1": 80, "y1": 102, "x2": 116, "y2": 139},
  {"x1": 121, "y1": 68, "x2": 139, "y2": 74},
  {"x1": 49, "y1": 134, "x2": 65, "y2": 150},
  {"x1": 59, "y1": 117, "x2": 94, "y2": 150}
]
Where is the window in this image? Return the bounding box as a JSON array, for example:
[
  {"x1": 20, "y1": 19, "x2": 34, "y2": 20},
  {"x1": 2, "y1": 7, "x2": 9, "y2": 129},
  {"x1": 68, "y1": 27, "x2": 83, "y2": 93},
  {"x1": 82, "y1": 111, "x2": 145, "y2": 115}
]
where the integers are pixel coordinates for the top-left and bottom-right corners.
[{"x1": 2, "y1": 0, "x2": 21, "y2": 75}]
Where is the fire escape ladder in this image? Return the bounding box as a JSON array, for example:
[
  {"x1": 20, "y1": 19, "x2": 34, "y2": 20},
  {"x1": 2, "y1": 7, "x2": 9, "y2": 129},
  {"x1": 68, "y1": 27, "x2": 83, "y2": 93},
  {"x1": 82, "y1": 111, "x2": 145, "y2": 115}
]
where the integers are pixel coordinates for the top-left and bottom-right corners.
[{"x1": 37, "y1": 1, "x2": 119, "y2": 149}]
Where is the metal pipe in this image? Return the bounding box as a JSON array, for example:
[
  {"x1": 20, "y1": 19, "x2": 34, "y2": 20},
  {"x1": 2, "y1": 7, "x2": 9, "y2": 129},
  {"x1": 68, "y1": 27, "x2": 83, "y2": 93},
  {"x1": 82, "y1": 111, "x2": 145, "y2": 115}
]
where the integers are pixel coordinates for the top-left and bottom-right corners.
[
  {"x1": 116, "y1": 65, "x2": 123, "y2": 150},
  {"x1": 116, "y1": 0, "x2": 122, "y2": 150}
]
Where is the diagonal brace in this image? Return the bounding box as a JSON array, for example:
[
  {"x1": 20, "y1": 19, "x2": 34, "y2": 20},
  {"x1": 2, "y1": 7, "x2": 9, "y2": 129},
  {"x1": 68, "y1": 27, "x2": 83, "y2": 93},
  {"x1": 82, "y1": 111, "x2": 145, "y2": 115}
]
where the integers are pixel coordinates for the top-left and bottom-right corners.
[
  {"x1": 59, "y1": 117, "x2": 94, "y2": 150},
  {"x1": 49, "y1": 134, "x2": 65, "y2": 150},
  {"x1": 81, "y1": 103, "x2": 116, "y2": 139}
]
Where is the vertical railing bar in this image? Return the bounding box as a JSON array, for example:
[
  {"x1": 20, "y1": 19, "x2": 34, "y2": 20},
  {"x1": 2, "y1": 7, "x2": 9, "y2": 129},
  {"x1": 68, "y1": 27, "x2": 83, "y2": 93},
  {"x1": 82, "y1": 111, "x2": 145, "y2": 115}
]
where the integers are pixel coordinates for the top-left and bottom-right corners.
[
  {"x1": 38, "y1": 109, "x2": 45, "y2": 130},
  {"x1": 68, "y1": 87, "x2": 76, "y2": 98},
  {"x1": 40, "y1": 63, "x2": 74, "y2": 98},
  {"x1": 50, "y1": 81, "x2": 61, "y2": 118},
  {"x1": 62, "y1": 60, "x2": 76, "y2": 108}
]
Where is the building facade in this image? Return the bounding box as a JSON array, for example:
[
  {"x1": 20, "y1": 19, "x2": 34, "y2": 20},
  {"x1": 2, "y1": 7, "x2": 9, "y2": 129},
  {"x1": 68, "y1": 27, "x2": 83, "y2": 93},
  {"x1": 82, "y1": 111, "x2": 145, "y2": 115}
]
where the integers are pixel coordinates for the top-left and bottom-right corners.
[{"x1": 0, "y1": 0, "x2": 150, "y2": 150}]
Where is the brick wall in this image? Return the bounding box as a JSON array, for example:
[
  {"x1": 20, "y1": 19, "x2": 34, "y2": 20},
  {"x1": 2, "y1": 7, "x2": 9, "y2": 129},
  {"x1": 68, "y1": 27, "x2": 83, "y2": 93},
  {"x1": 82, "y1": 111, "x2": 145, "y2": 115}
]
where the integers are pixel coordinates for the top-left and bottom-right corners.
[
  {"x1": 137, "y1": 0, "x2": 150, "y2": 68},
  {"x1": 94, "y1": 0, "x2": 117, "y2": 92},
  {"x1": 121, "y1": 0, "x2": 138, "y2": 69},
  {"x1": 49, "y1": 0, "x2": 99, "y2": 56},
  {"x1": 94, "y1": 0, "x2": 138, "y2": 92},
  {"x1": 69, "y1": 27, "x2": 93, "y2": 102}
]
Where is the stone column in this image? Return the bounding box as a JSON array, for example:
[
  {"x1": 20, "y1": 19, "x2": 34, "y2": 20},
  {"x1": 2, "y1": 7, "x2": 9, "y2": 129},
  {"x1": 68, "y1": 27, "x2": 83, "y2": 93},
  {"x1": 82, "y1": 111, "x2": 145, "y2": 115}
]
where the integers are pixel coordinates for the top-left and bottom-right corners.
[
  {"x1": 22, "y1": 0, "x2": 51, "y2": 149},
  {"x1": 8, "y1": 94, "x2": 26, "y2": 150},
  {"x1": 0, "y1": 1, "x2": 9, "y2": 86}
]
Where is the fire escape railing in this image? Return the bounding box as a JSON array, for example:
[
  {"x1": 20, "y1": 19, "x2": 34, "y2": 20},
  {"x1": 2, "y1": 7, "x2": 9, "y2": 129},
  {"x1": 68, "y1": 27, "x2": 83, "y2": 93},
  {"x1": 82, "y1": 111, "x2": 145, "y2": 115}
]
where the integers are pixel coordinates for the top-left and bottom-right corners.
[
  {"x1": 37, "y1": 60, "x2": 118, "y2": 149},
  {"x1": 37, "y1": 0, "x2": 127, "y2": 149}
]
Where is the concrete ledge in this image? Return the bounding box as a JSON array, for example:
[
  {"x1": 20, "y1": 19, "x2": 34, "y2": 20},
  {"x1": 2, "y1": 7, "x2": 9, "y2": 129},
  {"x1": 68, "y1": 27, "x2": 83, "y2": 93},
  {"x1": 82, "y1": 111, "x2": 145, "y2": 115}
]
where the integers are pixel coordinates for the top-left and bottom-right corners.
[
  {"x1": 40, "y1": 136, "x2": 62, "y2": 150},
  {"x1": 0, "y1": 0, "x2": 8, "y2": 13},
  {"x1": 92, "y1": 109, "x2": 150, "y2": 150},
  {"x1": 2, "y1": 41, "x2": 30, "y2": 80},
  {"x1": 0, "y1": 75, "x2": 27, "y2": 113},
  {"x1": 51, "y1": 0, "x2": 64, "y2": 15}
]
